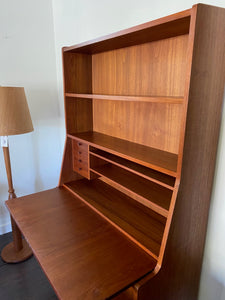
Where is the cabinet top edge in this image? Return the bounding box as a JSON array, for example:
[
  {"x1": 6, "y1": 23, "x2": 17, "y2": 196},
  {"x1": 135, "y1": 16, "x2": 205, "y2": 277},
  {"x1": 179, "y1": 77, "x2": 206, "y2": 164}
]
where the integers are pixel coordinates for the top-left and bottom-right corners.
[{"x1": 62, "y1": 8, "x2": 192, "y2": 54}]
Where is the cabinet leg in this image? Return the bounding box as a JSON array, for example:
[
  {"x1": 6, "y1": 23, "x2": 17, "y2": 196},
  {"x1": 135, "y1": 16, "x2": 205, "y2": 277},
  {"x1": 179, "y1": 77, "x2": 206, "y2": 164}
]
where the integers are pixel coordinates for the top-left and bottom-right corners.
[{"x1": 1, "y1": 216, "x2": 33, "y2": 263}]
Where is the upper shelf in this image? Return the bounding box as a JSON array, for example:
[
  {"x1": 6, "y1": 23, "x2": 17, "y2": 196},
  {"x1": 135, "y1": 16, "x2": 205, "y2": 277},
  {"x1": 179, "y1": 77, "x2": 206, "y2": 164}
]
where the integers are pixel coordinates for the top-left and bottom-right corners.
[
  {"x1": 63, "y1": 9, "x2": 191, "y2": 54},
  {"x1": 65, "y1": 93, "x2": 184, "y2": 104},
  {"x1": 68, "y1": 131, "x2": 178, "y2": 176}
]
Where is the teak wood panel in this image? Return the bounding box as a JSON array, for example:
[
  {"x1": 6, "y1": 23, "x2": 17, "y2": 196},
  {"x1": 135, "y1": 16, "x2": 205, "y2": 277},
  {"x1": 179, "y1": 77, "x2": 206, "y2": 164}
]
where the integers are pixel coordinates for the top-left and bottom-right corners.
[
  {"x1": 135, "y1": 4, "x2": 225, "y2": 300},
  {"x1": 58, "y1": 137, "x2": 81, "y2": 186},
  {"x1": 6, "y1": 188, "x2": 157, "y2": 300},
  {"x1": 68, "y1": 131, "x2": 178, "y2": 176},
  {"x1": 65, "y1": 93, "x2": 184, "y2": 104},
  {"x1": 89, "y1": 149, "x2": 175, "y2": 189},
  {"x1": 93, "y1": 100, "x2": 183, "y2": 153},
  {"x1": 92, "y1": 35, "x2": 188, "y2": 97},
  {"x1": 63, "y1": 53, "x2": 92, "y2": 94},
  {"x1": 64, "y1": 179, "x2": 166, "y2": 257},
  {"x1": 90, "y1": 163, "x2": 172, "y2": 217},
  {"x1": 64, "y1": 10, "x2": 191, "y2": 54},
  {"x1": 65, "y1": 97, "x2": 93, "y2": 134}
]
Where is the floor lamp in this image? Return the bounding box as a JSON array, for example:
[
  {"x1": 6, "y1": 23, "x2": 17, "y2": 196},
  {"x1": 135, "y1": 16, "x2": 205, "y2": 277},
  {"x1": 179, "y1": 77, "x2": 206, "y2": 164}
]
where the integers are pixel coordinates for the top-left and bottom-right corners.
[{"x1": 0, "y1": 86, "x2": 34, "y2": 263}]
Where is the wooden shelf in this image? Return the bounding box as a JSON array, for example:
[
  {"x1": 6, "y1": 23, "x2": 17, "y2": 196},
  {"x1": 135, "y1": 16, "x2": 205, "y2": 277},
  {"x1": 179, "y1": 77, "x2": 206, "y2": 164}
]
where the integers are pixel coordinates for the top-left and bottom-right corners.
[
  {"x1": 65, "y1": 93, "x2": 184, "y2": 104},
  {"x1": 90, "y1": 164, "x2": 172, "y2": 217},
  {"x1": 64, "y1": 179, "x2": 166, "y2": 258},
  {"x1": 6, "y1": 187, "x2": 157, "y2": 299},
  {"x1": 68, "y1": 131, "x2": 178, "y2": 176},
  {"x1": 90, "y1": 149, "x2": 175, "y2": 189},
  {"x1": 63, "y1": 10, "x2": 191, "y2": 54}
]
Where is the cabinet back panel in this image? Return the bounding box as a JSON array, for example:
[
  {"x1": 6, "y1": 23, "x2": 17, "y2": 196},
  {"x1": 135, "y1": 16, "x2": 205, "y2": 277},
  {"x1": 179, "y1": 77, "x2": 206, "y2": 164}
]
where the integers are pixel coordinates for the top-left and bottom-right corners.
[
  {"x1": 93, "y1": 100, "x2": 182, "y2": 154},
  {"x1": 92, "y1": 35, "x2": 188, "y2": 97}
]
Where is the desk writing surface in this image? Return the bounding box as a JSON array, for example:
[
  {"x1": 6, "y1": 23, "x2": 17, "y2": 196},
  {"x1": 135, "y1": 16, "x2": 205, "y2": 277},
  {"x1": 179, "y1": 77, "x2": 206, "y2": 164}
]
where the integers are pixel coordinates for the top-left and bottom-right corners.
[{"x1": 7, "y1": 187, "x2": 156, "y2": 300}]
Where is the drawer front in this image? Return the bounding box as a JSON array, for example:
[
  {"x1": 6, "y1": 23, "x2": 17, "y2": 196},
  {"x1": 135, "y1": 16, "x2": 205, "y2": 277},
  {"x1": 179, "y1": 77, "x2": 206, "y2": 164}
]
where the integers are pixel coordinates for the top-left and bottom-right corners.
[
  {"x1": 73, "y1": 150, "x2": 89, "y2": 164},
  {"x1": 72, "y1": 139, "x2": 89, "y2": 178},
  {"x1": 72, "y1": 139, "x2": 89, "y2": 153},
  {"x1": 73, "y1": 159, "x2": 89, "y2": 178}
]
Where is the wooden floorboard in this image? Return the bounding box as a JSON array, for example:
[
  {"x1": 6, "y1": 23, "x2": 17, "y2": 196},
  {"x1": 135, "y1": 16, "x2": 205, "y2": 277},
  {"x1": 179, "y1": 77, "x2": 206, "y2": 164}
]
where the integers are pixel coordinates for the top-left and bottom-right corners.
[{"x1": 0, "y1": 232, "x2": 58, "y2": 300}]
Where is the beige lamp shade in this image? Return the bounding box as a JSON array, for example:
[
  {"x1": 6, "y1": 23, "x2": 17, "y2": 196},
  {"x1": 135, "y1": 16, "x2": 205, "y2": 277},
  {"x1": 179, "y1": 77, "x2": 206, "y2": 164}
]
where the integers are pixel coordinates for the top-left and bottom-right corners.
[{"x1": 0, "y1": 87, "x2": 33, "y2": 136}]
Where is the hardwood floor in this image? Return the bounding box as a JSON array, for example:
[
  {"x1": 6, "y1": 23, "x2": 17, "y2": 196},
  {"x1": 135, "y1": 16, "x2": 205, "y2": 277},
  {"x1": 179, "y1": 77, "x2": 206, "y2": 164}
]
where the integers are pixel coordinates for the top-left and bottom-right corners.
[{"x1": 0, "y1": 232, "x2": 58, "y2": 300}]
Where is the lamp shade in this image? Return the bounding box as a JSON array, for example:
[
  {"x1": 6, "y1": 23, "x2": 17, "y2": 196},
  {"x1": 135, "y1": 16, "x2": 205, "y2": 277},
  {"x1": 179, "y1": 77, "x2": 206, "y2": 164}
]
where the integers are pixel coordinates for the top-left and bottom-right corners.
[{"x1": 0, "y1": 87, "x2": 33, "y2": 136}]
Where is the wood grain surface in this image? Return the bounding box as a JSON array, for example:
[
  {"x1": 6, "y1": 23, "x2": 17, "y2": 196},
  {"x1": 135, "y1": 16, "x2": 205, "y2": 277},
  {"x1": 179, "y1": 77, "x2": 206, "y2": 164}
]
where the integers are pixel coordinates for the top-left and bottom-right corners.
[
  {"x1": 63, "y1": 10, "x2": 191, "y2": 54},
  {"x1": 136, "y1": 4, "x2": 225, "y2": 300},
  {"x1": 92, "y1": 35, "x2": 188, "y2": 97},
  {"x1": 65, "y1": 179, "x2": 166, "y2": 258},
  {"x1": 90, "y1": 163, "x2": 172, "y2": 217},
  {"x1": 6, "y1": 188, "x2": 156, "y2": 300},
  {"x1": 68, "y1": 131, "x2": 178, "y2": 176},
  {"x1": 65, "y1": 93, "x2": 184, "y2": 104},
  {"x1": 89, "y1": 149, "x2": 175, "y2": 189}
]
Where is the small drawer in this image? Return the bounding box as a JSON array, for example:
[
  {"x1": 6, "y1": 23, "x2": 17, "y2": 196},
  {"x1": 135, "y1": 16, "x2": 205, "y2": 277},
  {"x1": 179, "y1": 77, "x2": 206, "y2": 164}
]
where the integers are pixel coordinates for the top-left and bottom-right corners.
[
  {"x1": 73, "y1": 150, "x2": 88, "y2": 164},
  {"x1": 72, "y1": 139, "x2": 89, "y2": 179},
  {"x1": 72, "y1": 139, "x2": 88, "y2": 153},
  {"x1": 73, "y1": 159, "x2": 89, "y2": 178}
]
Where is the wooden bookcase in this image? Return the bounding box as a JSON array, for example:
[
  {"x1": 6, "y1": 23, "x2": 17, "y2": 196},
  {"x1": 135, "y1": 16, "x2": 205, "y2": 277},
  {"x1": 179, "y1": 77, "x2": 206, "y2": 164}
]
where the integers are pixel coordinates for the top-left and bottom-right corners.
[{"x1": 6, "y1": 4, "x2": 225, "y2": 300}]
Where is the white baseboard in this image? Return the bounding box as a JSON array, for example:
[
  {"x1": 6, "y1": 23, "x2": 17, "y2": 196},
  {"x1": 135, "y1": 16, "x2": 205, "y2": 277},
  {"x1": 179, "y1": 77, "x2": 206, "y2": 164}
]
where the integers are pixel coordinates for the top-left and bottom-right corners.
[{"x1": 0, "y1": 222, "x2": 12, "y2": 235}]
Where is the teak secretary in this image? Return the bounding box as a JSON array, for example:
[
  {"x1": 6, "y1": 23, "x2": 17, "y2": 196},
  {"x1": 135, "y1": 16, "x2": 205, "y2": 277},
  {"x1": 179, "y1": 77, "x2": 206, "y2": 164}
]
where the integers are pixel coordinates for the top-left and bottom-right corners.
[{"x1": 5, "y1": 4, "x2": 225, "y2": 300}]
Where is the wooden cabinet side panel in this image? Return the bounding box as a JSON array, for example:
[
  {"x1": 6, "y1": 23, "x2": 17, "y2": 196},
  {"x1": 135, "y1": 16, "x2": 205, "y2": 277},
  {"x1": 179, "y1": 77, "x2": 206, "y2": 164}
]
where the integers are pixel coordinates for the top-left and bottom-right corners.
[
  {"x1": 58, "y1": 138, "x2": 81, "y2": 186},
  {"x1": 110, "y1": 287, "x2": 138, "y2": 300},
  {"x1": 135, "y1": 4, "x2": 225, "y2": 300}
]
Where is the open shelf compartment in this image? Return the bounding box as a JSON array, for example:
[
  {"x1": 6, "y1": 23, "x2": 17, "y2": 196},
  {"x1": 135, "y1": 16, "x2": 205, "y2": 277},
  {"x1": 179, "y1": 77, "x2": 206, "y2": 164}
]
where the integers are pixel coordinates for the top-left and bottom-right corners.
[
  {"x1": 90, "y1": 148, "x2": 176, "y2": 189},
  {"x1": 90, "y1": 160, "x2": 172, "y2": 217},
  {"x1": 68, "y1": 131, "x2": 178, "y2": 177},
  {"x1": 64, "y1": 178, "x2": 167, "y2": 258}
]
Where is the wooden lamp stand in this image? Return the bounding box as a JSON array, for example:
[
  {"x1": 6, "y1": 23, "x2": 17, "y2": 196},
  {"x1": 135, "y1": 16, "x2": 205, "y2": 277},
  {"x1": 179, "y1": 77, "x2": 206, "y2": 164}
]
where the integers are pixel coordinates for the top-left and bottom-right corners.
[
  {"x1": 0, "y1": 87, "x2": 34, "y2": 263},
  {"x1": 1, "y1": 143, "x2": 33, "y2": 263}
]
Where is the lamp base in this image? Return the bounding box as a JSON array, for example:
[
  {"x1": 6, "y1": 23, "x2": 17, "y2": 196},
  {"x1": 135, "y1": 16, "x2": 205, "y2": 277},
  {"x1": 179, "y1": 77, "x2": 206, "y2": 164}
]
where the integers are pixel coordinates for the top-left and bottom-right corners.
[{"x1": 1, "y1": 239, "x2": 33, "y2": 263}]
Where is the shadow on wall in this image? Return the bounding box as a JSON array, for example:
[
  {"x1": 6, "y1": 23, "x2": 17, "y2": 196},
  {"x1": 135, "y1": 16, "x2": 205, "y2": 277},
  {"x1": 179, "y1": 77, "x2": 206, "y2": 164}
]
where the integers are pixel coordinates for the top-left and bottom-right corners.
[
  {"x1": 0, "y1": 182, "x2": 8, "y2": 212},
  {"x1": 26, "y1": 87, "x2": 63, "y2": 191},
  {"x1": 199, "y1": 267, "x2": 225, "y2": 300}
]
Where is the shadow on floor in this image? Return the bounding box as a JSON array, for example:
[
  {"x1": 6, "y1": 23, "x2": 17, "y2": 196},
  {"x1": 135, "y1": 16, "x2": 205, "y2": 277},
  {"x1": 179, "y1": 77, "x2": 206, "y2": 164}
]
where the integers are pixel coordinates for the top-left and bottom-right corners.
[{"x1": 0, "y1": 232, "x2": 58, "y2": 300}]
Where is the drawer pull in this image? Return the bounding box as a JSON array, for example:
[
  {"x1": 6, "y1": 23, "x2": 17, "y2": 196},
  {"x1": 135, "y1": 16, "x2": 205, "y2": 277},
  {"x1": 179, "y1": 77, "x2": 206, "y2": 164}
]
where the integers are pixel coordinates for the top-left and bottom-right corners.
[
  {"x1": 79, "y1": 167, "x2": 82, "y2": 171},
  {"x1": 78, "y1": 142, "x2": 82, "y2": 146},
  {"x1": 79, "y1": 151, "x2": 82, "y2": 154},
  {"x1": 79, "y1": 159, "x2": 82, "y2": 163}
]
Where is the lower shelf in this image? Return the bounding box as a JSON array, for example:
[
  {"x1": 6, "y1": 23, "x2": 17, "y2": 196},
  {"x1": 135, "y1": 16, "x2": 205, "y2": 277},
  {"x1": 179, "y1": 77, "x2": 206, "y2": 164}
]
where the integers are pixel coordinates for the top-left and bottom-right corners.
[
  {"x1": 64, "y1": 179, "x2": 166, "y2": 257},
  {"x1": 6, "y1": 187, "x2": 156, "y2": 300},
  {"x1": 90, "y1": 163, "x2": 172, "y2": 217}
]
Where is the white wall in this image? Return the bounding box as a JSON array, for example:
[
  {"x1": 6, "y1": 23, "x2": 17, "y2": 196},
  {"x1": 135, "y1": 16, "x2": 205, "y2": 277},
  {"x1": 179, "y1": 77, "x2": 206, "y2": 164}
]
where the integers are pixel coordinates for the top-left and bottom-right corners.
[
  {"x1": 0, "y1": 0, "x2": 62, "y2": 233},
  {"x1": 51, "y1": 1, "x2": 225, "y2": 300}
]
